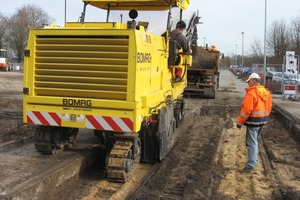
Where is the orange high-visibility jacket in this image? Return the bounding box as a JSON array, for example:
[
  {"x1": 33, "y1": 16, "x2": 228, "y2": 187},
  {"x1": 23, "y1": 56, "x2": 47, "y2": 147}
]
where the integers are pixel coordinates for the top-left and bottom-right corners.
[{"x1": 238, "y1": 85, "x2": 272, "y2": 126}]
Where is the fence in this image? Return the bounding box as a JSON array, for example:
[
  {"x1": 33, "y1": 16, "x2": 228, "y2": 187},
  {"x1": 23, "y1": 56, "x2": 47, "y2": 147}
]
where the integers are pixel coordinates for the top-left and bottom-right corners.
[{"x1": 9, "y1": 63, "x2": 23, "y2": 72}]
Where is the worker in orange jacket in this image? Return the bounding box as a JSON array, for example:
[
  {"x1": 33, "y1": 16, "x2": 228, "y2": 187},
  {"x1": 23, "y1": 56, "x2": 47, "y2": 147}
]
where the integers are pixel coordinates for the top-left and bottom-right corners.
[{"x1": 237, "y1": 72, "x2": 272, "y2": 173}]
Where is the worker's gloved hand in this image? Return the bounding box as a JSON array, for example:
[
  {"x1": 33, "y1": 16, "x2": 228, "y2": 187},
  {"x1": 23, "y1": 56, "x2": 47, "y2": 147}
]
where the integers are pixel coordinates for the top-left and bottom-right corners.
[{"x1": 236, "y1": 124, "x2": 242, "y2": 129}]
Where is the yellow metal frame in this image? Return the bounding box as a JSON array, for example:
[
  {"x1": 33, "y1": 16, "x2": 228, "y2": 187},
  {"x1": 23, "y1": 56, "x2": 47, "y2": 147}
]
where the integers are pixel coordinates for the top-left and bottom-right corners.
[
  {"x1": 65, "y1": 22, "x2": 127, "y2": 29},
  {"x1": 83, "y1": 0, "x2": 190, "y2": 10}
]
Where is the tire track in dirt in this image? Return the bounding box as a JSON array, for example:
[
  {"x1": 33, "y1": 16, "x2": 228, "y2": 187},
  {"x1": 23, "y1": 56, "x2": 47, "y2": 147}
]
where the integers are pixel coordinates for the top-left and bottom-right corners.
[
  {"x1": 161, "y1": 115, "x2": 216, "y2": 199},
  {"x1": 131, "y1": 100, "x2": 225, "y2": 199}
]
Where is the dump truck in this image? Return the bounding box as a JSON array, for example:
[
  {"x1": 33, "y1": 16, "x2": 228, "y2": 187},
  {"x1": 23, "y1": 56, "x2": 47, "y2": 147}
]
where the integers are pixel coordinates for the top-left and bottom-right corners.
[
  {"x1": 0, "y1": 49, "x2": 11, "y2": 71},
  {"x1": 184, "y1": 45, "x2": 220, "y2": 98},
  {"x1": 23, "y1": 0, "x2": 199, "y2": 182}
]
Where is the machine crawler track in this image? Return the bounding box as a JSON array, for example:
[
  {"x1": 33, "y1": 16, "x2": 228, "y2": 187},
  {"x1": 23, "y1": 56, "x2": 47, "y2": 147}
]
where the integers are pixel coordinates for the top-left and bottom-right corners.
[
  {"x1": 107, "y1": 140, "x2": 134, "y2": 182},
  {"x1": 34, "y1": 127, "x2": 78, "y2": 154},
  {"x1": 34, "y1": 130, "x2": 56, "y2": 154}
]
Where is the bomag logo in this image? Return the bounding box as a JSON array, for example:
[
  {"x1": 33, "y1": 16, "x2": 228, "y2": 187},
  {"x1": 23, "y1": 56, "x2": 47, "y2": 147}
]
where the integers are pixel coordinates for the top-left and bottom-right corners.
[
  {"x1": 137, "y1": 52, "x2": 151, "y2": 63},
  {"x1": 63, "y1": 99, "x2": 92, "y2": 107}
]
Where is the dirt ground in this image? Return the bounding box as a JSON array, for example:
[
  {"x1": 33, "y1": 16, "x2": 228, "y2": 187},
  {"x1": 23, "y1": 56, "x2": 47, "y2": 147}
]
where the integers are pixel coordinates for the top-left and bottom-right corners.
[
  {"x1": 1, "y1": 70, "x2": 300, "y2": 199},
  {"x1": 131, "y1": 70, "x2": 300, "y2": 199},
  {"x1": 0, "y1": 71, "x2": 35, "y2": 144}
]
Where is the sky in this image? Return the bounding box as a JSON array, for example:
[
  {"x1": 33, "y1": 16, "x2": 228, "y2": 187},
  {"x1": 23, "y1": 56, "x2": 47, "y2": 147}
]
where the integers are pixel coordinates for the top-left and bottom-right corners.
[{"x1": 1, "y1": 0, "x2": 300, "y2": 56}]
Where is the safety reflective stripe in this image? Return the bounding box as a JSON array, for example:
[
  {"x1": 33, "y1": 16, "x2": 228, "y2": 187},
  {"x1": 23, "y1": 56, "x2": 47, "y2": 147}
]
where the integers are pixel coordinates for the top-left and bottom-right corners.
[
  {"x1": 252, "y1": 110, "x2": 269, "y2": 115},
  {"x1": 245, "y1": 116, "x2": 269, "y2": 126},
  {"x1": 85, "y1": 115, "x2": 104, "y2": 130},
  {"x1": 241, "y1": 110, "x2": 269, "y2": 117},
  {"x1": 85, "y1": 115, "x2": 134, "y2": 132},
  {"x1": 112, "y1": 117, "x2": 133, "y2": 132},
  {"x1": 240, "y1": 113, "x2": 249, "y2": 118},
  {"x1": 27, "y1": 111, "x2": 61, "y2": 126},
  {"x1": 239, "y1": 110, "x2": 270, "y2": 125},
  {"x1": 246, "y1": 121, "x2": 268, "y2": 125}
]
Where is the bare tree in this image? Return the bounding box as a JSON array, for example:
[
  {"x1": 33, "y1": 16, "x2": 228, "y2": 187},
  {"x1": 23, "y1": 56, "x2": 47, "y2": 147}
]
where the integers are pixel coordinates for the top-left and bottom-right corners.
[
  {"x1": 6, "y1": 4, "x2": 52, "y2": 62},
  {"x1": 0, "y1": 13, "x2": 8, "y2": 49},
  {"x1": 289, "y1": 16, "x2": 300, "y2": 56},
  {"x1": 249, "y1": 38, "x2": 264, "y2": 63},
  {"x1": 267, "y1": 20, "x2": 290, "y2": 63},
  {"x1": 233, "y1": 16, "x2": 300, "y2": 67}
]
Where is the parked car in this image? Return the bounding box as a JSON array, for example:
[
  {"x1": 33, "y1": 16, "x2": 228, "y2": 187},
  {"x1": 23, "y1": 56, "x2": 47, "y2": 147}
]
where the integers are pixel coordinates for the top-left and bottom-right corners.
[
  {"x1": 265, "y1": 71, "x2": 277, "y2": 82},
  {"x1": 234, "y1": 67, "x2": 244, "y2": 76},
  {"x1": 271, "y1": 72, "x2": 300, "y2": 84},
  {"x1": 242, "y1": 68, "x2": 254, "y2": 75},
  {"x1": 272, "y1": 72, "x2": 289, "y2": 83},
  {"x1": 286, "y1": 73, "x2": 300, "y2": 85},
  {"x1": 297, "y1": 74, "x2": 300, "y2": 85}
]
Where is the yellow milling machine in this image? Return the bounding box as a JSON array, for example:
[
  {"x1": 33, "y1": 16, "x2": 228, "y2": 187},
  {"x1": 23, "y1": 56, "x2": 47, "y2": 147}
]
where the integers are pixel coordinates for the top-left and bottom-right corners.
[{"x1": 23, "y1": 0, "x2": 199, "y2": 182}]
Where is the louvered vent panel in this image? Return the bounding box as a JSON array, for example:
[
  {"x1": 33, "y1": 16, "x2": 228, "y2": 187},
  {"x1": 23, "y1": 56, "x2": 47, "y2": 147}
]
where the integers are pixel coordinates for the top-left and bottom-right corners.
[{"x1": 34, "y1": 36, "x2": 129, "y2": 100}]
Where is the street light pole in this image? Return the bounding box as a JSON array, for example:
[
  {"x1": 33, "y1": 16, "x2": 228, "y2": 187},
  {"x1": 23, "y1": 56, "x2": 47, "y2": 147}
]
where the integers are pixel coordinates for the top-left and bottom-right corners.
[
  {"x1": 64, "y1": 0, "x2": 67, "y2": 24},
  {"x1": 235, "y1": 44, "x2": 238, "y2": 66},
  {"x1": 232, "y1": 49, "x2": 234, "y2": 65},
  {"x1": 263, "y1": 0, "x2": 267, "y2": 86},
  {"x1": 242, "y1": 32, "x2": 244, "y2": 67}
]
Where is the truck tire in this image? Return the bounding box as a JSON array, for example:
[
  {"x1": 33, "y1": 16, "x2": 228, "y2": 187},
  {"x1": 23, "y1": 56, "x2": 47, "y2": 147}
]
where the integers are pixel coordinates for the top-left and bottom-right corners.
[{"x1": 210, "y1": 90, "x2": 216, "y2": 99}]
